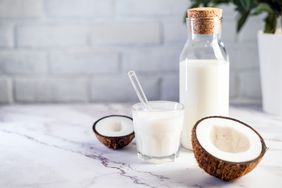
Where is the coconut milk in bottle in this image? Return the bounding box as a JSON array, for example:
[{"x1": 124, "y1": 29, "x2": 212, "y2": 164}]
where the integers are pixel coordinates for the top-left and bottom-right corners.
[{"x1": 179, "y1": 8, "x2": 229, "y2": 150}]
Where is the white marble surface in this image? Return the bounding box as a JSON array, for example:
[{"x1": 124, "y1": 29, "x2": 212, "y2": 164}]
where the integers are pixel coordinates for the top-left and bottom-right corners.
[{"x1": 0, "y1": 104, "x2": 281, "y2": 188}]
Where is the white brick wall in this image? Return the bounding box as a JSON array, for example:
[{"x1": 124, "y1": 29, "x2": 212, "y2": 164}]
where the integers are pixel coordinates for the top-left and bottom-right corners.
[
  {"x1": 0, "y1": 25, "x2": 13, "y2": 48},
  {"x1": 163, "y1": 19, "x2": 187, "y2": 44},
  {"x1": 116, "y1": 0, "x2": 188, "y2": 16},
  {"x1": 239, "y1": 70, "x2": 262, "y2": 100},
  {"x1": 16, "y1": 25, "x2": 89, "y2": 48},
  {"x1": 49, "y1": 49, "x2": 120, "y2": 74},
  {"x1": 0, "y1": 0, "x2": 43, "y2": 18},
  {"x1": 90, "y1": 22, "x2": 161, "y2": 46},
  {"x1": 89, "y1": 75, "x2": 160, "y2": 102},
  {"x1": 161, "y1": 74, "x2": 179, "y2": 101},
  {"x1": 122, "y1": 47, "x2": 181, "y2": 72},
  {"x1": 0, "y1": 51, "x2": 47, "y2": 74},
  {"x1": 0, "y1": 0, "x2": 262, "y2": 104},
  {"x1": 45, "y1": 0, "x2": 114, "y2": 18},
  {"x1": 14, "y1": 78, "x2": 87, "y2": 103},
  {"x1": 0, "y1": 78, "x2": 12, "y2": 103}
]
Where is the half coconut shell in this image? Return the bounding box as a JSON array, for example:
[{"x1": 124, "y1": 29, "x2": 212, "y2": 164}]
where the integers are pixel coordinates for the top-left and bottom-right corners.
[
  {"x1": 192, "y1": 116, "x2": 267, "y2": 181},
  {"x1": 93, "y1": 115, "x2": 135, "y2": 150}
]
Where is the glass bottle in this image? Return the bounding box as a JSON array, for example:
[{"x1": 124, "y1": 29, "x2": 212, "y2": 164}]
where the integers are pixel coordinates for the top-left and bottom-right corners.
[{"x1": 179, "y1": 7, "x2": 229, "y2": 150}]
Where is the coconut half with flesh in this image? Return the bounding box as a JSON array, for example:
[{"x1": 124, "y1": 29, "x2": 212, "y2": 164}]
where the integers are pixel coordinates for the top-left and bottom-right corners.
[
  {"x1": 93, "y1": 115, "x2": 134, "y2": 150},
  {"x1": 192, "y1": 116, "x2": 267, "y2": 181}
]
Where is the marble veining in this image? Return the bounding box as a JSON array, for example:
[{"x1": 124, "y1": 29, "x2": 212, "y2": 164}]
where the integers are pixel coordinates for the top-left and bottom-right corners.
[{"x1": 0, "y1": 104, "x2": 281, "y2": 188}]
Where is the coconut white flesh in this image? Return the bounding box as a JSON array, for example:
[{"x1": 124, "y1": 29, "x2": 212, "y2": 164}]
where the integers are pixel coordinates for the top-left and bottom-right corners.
[
  {"x1": 196, "y1": 117, "x2": 262, "y2": 163},
  {"x1": 96, "y1": 116, "x2": 133, "y2": 137}
]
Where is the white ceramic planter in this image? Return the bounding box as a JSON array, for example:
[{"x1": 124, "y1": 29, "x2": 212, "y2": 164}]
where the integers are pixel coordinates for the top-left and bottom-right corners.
[{"x1": 258, "y1": 31, "x2": 282, "y2": 116}]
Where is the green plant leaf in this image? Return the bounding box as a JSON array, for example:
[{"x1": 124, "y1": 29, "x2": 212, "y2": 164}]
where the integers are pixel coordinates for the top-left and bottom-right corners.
[
  {"x1": 252, "y1": 3, "x2": 277, "y2": 33},
  {"x1": 239, "y1": 0, "x2": 251, "y2": 11},
  {"x1": 252, "y1": 3, "x2": 274, "y2": 15},
  {"x1": 190, "y1": 0, "x2": 202, "y2": 8},
  {"x1": 264, "y1": 13, "x2": 277, "y2": 33},
  {"x1": 212, "y1": 0, "x2": 230, "y2": 5},
  {"x1": 237, "y1": 11, "x2": 250, "y2": 33},
  {"x1": 203, "y1": 0, "x2": 210, "y2": 6}
]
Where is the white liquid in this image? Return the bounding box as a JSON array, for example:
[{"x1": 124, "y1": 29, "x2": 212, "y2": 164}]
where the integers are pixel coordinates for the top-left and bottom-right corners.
[
  {"x1": 133, "y1": 110, "x2": 183, "y2": 157},
  {"x1": 179, "y1": 59, "x2": 229, "y2": 149}
]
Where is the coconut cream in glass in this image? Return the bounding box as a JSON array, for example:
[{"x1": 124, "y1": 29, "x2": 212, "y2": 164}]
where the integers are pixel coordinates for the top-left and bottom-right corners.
[{"x1": 132, "y1": 101, "x2": 183, "y2": 163}]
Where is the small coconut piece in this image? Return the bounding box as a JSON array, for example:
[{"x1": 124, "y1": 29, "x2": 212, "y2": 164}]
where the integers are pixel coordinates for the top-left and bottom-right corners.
[
  {"x1": 192, "y1": 116, "x2": 267, "y2": 181},
  {"x1": 93, "y1": 115, "x2": 134, "y2": 150}
]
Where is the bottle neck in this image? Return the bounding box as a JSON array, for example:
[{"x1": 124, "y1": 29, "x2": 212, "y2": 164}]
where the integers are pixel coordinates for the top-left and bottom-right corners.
[{"x1": 186, "y1": 17, "x2": 222, "y2": 41}]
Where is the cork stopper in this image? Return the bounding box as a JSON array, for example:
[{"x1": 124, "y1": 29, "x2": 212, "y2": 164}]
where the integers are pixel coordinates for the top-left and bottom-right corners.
[
  {"x1": 187, "y1": 7, "x2": 222, "y2": 19},
  {"x1": 187, "y1": 7, "x2": 222, "y2": 35}
]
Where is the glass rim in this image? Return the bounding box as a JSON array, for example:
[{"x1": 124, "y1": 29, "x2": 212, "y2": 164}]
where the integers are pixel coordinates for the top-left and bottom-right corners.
[{"x1": 132, "y1": 100, "x2": 184, "y2": 112}]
